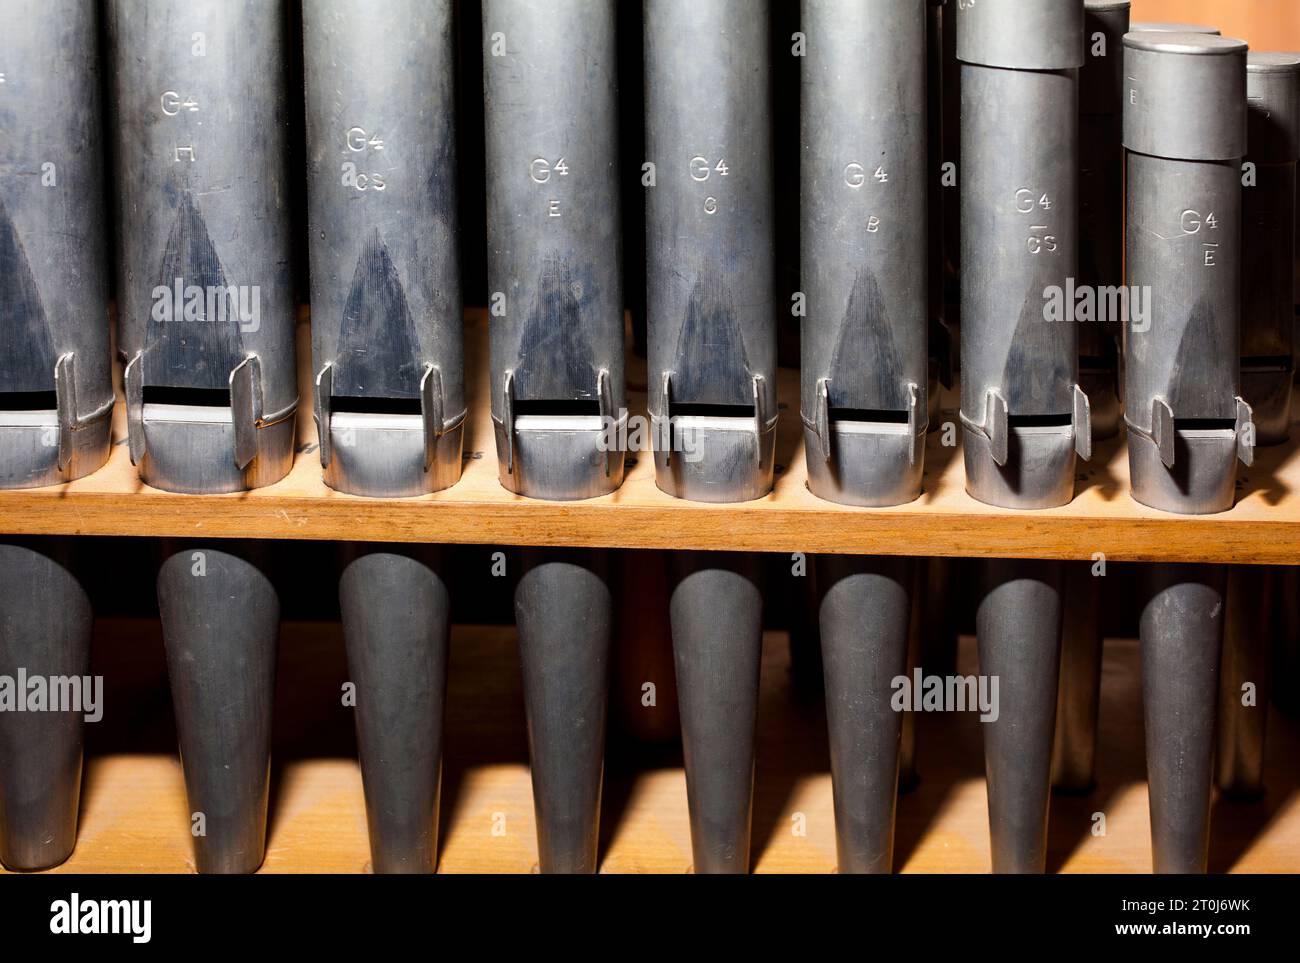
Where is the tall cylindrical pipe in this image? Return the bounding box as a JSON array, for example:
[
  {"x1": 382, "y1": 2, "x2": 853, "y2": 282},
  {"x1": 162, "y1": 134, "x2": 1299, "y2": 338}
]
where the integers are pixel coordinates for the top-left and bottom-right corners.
[
  {"x1": 0, "y1": 0, "x2": 111, "y2": 873},
  {"x1": 1241, "y1": 54, "x2": 1300, "y2": 446},
  {"x1": 302, "y1": 0, "x2": 461, "y2": 875},
  {"x1": 108, "y1": 0, "x2": 297, "y2": 495},
  {"x1": 339, "y1": 544, "x2": 451, "y2": 873},
  {"x1": 482, "y1": 0, "x2": 622, "y2": 874},
  {"x1": 817, "y1": 555, "x2": 915, "y2": 873},
  {"x1": 0, "y1": 0, "x2": 114, "y2": 488},
  {"x1": 1139, "y1": 564, "x2": 1225, "y2": 873},
  {"x1": 483, "y1": 0, "x2": 625, "y2": 502},
  {"x1": 0, "y1": 540, "x2": 93, "y2": 872},
  {"x1": 669, "y1": 551, "x2": 765, "y2": 873},
  {"x1": 958, "y1": 0, "x2": 1091, "y2": 510},
  {"x1": 107, "y1": 0, "x2": 294, "y2": 875},
  {"x1": 646, "y1": 0, "x2": 776, "y2": 503},
  {"x1": 799, "y1": 3, "x2": 926, "y2": 846},
  {"x1": 1122, "y1": 31, "x2": 1251, "y2": 514},
  {"x1": 646, "y1": 0, "x2": 773, "y2": 875},
  {"x1": 156, "y1": 541, "x2": 279, "y2": 874},
  {"x1": 801, "y1": 0, "x2": 928, "y2": 508},
  {"x1": 977, "y1": 559, "x2": 1064, "y2": 873},
  {"x1": 304, "y1": 0, "x2": 464, "y2": 498},
  {"x1": 1078, "y1": 0, "x2": 1129, "y2": 440},
  {"x1": 927, "y1": 0, "x2": 952, "y2": 397}
]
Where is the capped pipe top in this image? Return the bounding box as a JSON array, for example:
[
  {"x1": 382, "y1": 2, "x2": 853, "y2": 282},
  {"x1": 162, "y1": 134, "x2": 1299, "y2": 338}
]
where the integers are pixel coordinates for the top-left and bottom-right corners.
[
  {"x1": 1082, "y1": 0, "x2": 1130, "y2": 115},
  {"x1": 1123, "y1": 32, "x2": 1248, "y2": 161},
  {"x1": 957, "y1": 0, "x2": 1084, "y2": 71},
  {"x1": 1247, "y1": 53, "x2": 1300, "y2": 162},
  {"x1": 1130, "y1": 21, "x2": 1221, "y2": 35}
]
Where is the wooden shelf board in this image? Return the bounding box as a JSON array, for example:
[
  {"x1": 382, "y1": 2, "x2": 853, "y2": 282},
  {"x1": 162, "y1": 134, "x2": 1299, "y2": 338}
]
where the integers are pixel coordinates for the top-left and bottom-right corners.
[
  {"x1": 6, "y1": 619, "x2": 1298, "y2": 874},
  {"x1": 2, "y1": 312, "x2": 1299, "y2": 563}
]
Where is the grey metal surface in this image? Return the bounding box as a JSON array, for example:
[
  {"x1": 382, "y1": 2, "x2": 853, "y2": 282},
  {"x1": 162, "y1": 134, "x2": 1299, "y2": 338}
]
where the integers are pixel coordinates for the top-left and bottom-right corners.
[
  {"x1": 1123, "y1": 33, "x2": 1251, "y2": 514},
  {"x1": 1216, "y1": 565, "x2": 1271, "y2": 802},
  {"x1": 1242, "y1": 54, "x2": 1300, "y2": 446},
  {"x1": 0, "y1": 0, "x2": 113, "y2": 489},
  {"x1": 514, "y1": 548, "x2": 612, "y2": 873},
  {"x1": 304, "y1": 0, "x2": 465, "y2": 497},
  {"x1": 0, "y1": 539, "x2": 92, "y2": 871},
  {"x1": 927, "y1": 1, "x2": 952, "y2": 392},
  {"x1": 1122, "y1": 33, "x2": 1247, "y2": 162},
  {"x1": 1138, "y1": 564, "x2": 1224, "y2": 874},
  {"x1": 1078, "y1": 0, "x2": 1130, "y2": 440},
  {"x1": 157, "y1": 542, "x2": 279, "y2": 874},
  {"x1": 800, "y1": 0, "x2": 928, "y2": 508},
  {"x1": 977, "y1": 559, "x2": 1064, "y2": 873},
  {"x1": 817, "y1": 555, "x2": 915, "y2": 873},
  {"x1": 339, "y1": 544, "x2": 450, "y2": 873},
  {"x1": 958, "y1": 2, "x2": 1089, "y2": 510},
  {"x1": 956, "y1": 0, "x2": 1084, "y2": 72},
  {"x1": 646, "y1": 0, "x2": 777, "y2": 503},
  {"x1": 107, "y1": 0, "x2": 296, "y2": 494},
  {"x1": 669, "y1": 551, "x2": 764, "y2": 873},
  {"x1": 1052, "y1": 561, "x2": 1104, "y2": 793},
  {"x1": 483, "y1": 0, "x2": 625, "y2": 502}
]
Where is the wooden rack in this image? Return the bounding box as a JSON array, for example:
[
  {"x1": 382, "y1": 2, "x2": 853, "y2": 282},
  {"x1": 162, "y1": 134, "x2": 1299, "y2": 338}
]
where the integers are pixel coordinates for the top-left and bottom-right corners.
[{"x1": 1, "y1": 311, "x2": 1298, "y2": 564}]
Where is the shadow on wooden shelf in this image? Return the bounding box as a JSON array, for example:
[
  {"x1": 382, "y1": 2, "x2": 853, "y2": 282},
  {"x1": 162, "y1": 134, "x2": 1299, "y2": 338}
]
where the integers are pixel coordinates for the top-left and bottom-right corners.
[
  {"x1": 1, "y1": 311, "x2": 1300, "y2": 563},
  {"x1": 7, "y1": 616, "x2": 1297, "y2": 874}
]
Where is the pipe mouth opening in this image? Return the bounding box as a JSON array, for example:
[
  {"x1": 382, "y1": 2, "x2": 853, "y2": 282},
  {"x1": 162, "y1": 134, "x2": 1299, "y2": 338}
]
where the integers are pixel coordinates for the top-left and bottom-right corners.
[
  {"x1": 0, "y1": 390, "x2": 57, "y2": 413},
  {"x1": 1079, "y1": 355, "x2": 1116, "y2": 372},
  {"x1": 1008, "y1": 413, "x2": 1073, "y2": 429},
  {"x1": 511, "y1": 398, "x2": 609, "y2": 433},
  {"x1": 1173, "y1": 417, "x2": 1238, "y2": 433},
  {"x1": 143, "y1": 386, "x2": 230, "y2": 408},
  {"x1": 513, "y1": 399, "x2": 602, "y2": 417},
  {"x1": 331, "y1": 395, "x2": 422, "y2": 416}
]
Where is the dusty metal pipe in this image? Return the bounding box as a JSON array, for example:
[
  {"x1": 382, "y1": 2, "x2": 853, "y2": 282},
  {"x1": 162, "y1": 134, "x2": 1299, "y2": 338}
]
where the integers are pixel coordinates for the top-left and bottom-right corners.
[
  {"x1": 1139, "y1": 563, "x2": 1225, "y2": 873},
  {"x1": 958, "y1": 0, "x2": 1091, "y2": 510},
  {"x1": 977, "y1": 559, "x2": 1064, "y2": 873},
  {"x1": 646, "y1": 0, "x2": 773, "y2": 875},
  {"x1": 801, "y1": 0, "x2": 928, "y2": 508},
  {"x1": 483, "y1": 0, "x2": 625, "y2": 502},
  {"x1": 646, "y1": 0, "x2": 776, "y2": 503},
  {"x1": 0, "y1": 0, "x2": 112, "y2": 872},
  {"x1": 339, "y1": 545, "x2": 451, "y2": 873},
  {"x1": 108, "y1": 0, "x2": 297, "y2": 495},
  {"x1": 513, "y1": 548, "x2": 613, "y2": 873},
  {"x1": 817, "y1": 555, "x2": 915, "y2": 872},
  {"x1": 304, "y1": 0, "x2": 465, "y2": 497},
  {"x1": 1122, "y1": 31, "x2": 1251, "y2": 514},
  {"x1": 106, "y1": 0, "x2": 295, "y2": 875},
  {"x1": 156, "y1": 541, "x2": 279, "y2": 874},
  {"x1": 0, "y1": 0, "x2": 114, "y2": 489},
  {"x1": 301, "y1": 0, "x2": 462, "y2": 875},
  {"x1": 669, "y1": 551, "x2": 764, "y2": 874},
  {"x1": 0, "y1": 540, "x2": 93, "y2": 872},
  {"x1": 482, "y1": 0, "x2": 622, "y2": 873}
]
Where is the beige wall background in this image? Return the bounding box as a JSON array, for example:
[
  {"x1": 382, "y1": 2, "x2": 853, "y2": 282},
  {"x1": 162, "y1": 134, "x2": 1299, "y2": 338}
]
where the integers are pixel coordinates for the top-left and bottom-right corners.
[{"x1": 1131, "y1": 0, "x2": 1300, "y2": 49}]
